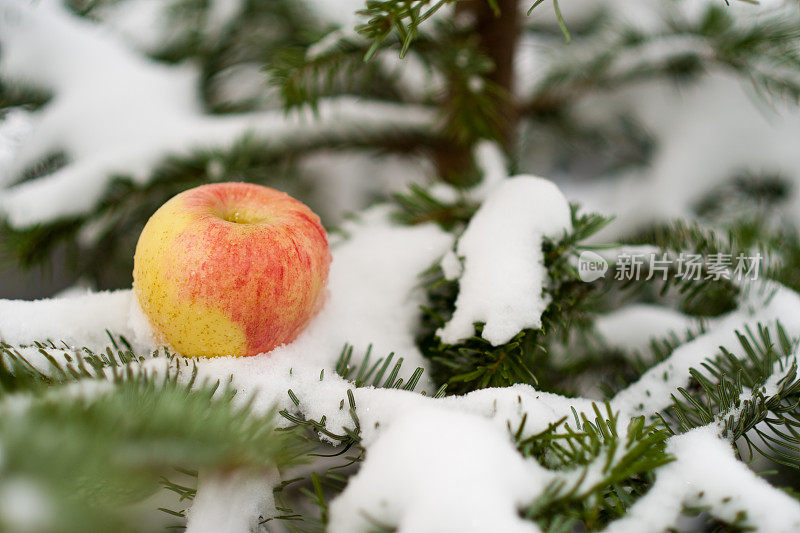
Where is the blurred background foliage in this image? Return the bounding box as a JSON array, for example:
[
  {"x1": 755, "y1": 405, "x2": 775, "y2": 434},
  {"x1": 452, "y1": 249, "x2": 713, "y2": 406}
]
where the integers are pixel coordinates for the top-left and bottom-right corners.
[{"x1": 3, "y1": 0, "x2": 800, "y2": 297}]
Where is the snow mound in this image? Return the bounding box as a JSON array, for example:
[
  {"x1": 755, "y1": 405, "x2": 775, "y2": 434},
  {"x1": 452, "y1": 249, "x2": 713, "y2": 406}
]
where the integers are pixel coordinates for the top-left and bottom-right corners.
[
  {"x1": 438, "y1": 176, "x2": 573, "y2": 345},
  {"x1": 328, "y1": 408, "x2": 544, "y2": 533}
]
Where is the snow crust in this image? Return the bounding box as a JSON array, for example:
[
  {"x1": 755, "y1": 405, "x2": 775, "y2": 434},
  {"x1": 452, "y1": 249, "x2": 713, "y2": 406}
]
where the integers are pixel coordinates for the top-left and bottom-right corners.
[{"x1": 438, "y1": 176, "x2": 573, "y2": 345}]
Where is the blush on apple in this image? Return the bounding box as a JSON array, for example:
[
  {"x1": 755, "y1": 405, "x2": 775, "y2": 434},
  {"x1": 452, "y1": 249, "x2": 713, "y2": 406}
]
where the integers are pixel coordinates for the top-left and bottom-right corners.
[{"x1": 132, "y1": 182, "x2": 331, "y2": 357}]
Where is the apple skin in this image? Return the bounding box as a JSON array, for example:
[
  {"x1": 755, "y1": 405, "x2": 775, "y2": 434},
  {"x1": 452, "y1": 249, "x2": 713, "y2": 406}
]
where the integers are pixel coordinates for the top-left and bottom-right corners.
[{"x1": 133, "y1": 182, "x2": 331, "y2": 358}]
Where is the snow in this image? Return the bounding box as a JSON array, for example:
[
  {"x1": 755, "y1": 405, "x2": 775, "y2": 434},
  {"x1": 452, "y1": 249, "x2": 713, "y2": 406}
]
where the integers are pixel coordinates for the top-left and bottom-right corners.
[
  {"x1": 308, "y1": 0, "x2": 366, "y2": 29},
  {"x1": 594, "y1": 304, "x2": 701, "y2": 354},
  {"x1": 0, "y1": 94, "x2": 432, "y2": 228},
  {"x1": 562, "y1": 69, "x2": 800, "y2": 243},
  {"x1": 612, "y1": 281, "x2": 800, "y2": 417},
  {"x1": 204, "y1": 0, "x2": 244, "y2": 38},
  {"x1": 268, "y1": 206, "x2": 451, "y2": 374},
  {"x1": 3, "y1": 174, "x2": 799, "y2": 531},
  {"x1": 0, "y1": 290, "x2": 134, "y2": 351},
  {"x1": 470, "y1": 140, "x2": 508, "y2": 200},
  {"x1": 518, "y1": 0, "x2": 800, "y2": 241},
  {"x1": 0, "y1": 478, "x2": 52, "y2": 533},
  {"x1": 176, "y1": 212, "x2": 800, "y2": 531},
  {"x1": 4, "y1": 0, "x2": 799, "y2": 239},
  {"x1": 604, "y1": 426, "x2": 800, "y2": 533},
  {"x1": 178, "y1": 206, "x2": 454, "y2": 426},
  {"x1": 377, "y1": 51, "x2": 445, "y2": 102},
  {"x1": 438, "y1": 176, "x2": 573, "y2": 345},
  {"x1": 92, "y1": 0, "x2": 175, "y2": 54},
  {"x1": 427, "y1": 140, "x2": 509, "y2": 209},
  {"x1": 761, "y1": 354, "x2": 799, "y2": 397},
  {"x1": 208, "y1": 63, "x2": 275, "y2": 109},
  {"x1": 300, "y1": 152, "x2": 432, "y2": 224},
  {"x1": 328, "y1": 408, "x2": 544, "y2": 533},
  {"x1": 0, "y1": 108, "x2": 33, "y2": 186},
  {"x1": 185, "y1": 469, "x2": 278, "y2": 533},
  {"x1": 307, "y1": 29, "x2": 357, "y2": 61},
  {"x1": 439, "y1": 250, "x2": 462, "y2": 280},
  {"x1": 0, "y1": 189, "x2": 597, "y2": 532}
]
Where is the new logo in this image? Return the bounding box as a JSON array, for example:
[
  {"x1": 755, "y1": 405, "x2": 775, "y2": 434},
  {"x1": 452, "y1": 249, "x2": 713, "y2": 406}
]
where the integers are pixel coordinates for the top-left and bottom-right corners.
[{"x1": 577, "y1": 251, "x2": 608, "y2": 282}]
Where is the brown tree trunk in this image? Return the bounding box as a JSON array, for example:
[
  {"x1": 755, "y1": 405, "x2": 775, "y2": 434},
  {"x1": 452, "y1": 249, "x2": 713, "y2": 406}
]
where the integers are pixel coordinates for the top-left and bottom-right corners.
[
  {"x1": 435, "y1": 0, "x2": 520, "y2": 185},
  {"x1": 465, "y1": 0, "x2": 520, "y2": 147}
]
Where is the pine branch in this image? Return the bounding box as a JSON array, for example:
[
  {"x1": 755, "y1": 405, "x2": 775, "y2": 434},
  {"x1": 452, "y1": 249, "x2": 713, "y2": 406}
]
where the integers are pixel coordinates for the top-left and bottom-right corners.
[
  {"x1": 524, "y1": 3, "x2": 800, "y2": 114},
  {"x1": 694, "y1": 171, "x2": 791, "y2": 220},
  {"x1": 0, "y1": 80, "x2": 51, "y2": 111},
  {"x1": 272, "y1": 20, "x2": 510, "y2": 165},
  {"x1": 335, "y1": 344, "x2": 438, "y2": 393},
  {"x1": 356, "y1": 0, "x2": 556, "y2": 59},
  {"x1": 0, "y1": 332, "x2": 141, "y2": 397},
  {"x1": 658, "y1": 322, "x2": 800, "y2": 469},
  {"x1": 516, "y1": 403, "x2": 673, "y2": 530},
  {"x1": 596, "y1": 325, "x2": 707, "y2": 399},
  {"x1": 270, "y1": 38, "x2": 404, "y2": 112},
  {"x1": 66, "y1": 0, "x2": 324, "y2": 113},
  {"x1": 717, "y1": 214, "x2": 800, "y2": 295},
  {"x1": 391, "y1": 183, "x2": 478, "y2": 229},
  {"x1": 624, "y1": 213, "x2": 800, "y2": 318},
  {"x1": 269, "y1": 345, "x2": 443, "y2": 532},
  {"x1": 356, "y1": 0, "x2": 459, "y2": 60},
  {"x1": 0, "y1": 344, "x2": 307, "y2": 532},
  {"x1": 280, "y1": 343, "x2": 443, "y2": 449},
  {"x1": 417, "y1": 205, "x2": 613, "y2": 395},
  {"x1": 433, "y1": 33, "x2": 510, "y2": 149},
  {"x1": 280, "y1": 1, "x2": 524, "y2": 183},
  {"x1": 624, "y1": 219, "x2": 744, "y2": 317}
]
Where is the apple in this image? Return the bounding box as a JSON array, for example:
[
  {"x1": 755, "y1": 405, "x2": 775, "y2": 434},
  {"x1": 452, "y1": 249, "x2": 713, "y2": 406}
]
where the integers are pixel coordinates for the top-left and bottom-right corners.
[{"x1": 133, "y1": 182, "x2": 331, "y2": 357}]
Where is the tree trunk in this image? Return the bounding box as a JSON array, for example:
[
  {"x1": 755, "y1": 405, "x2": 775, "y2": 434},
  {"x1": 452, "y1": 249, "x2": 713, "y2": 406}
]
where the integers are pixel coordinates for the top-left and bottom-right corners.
[
  {"x1": 466, "y1": 0, "x2": 520, "y2": 147},
  {"x1": 435, "y1": 0, "x2": 520, "y2": 185}
]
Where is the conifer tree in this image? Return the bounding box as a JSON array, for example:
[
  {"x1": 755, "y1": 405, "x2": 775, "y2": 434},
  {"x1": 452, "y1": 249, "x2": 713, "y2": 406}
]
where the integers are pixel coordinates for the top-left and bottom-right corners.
[{"x1": 1, "y1": 0, "x2": 800, "y2": 532}]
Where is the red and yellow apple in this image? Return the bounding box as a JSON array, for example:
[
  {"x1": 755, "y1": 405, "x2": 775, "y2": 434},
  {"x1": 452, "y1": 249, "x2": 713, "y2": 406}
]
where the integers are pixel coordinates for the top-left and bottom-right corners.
[{"x1": 133, "y1": 182, "x2": 331, "y2": 357}]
